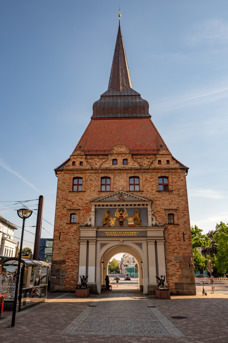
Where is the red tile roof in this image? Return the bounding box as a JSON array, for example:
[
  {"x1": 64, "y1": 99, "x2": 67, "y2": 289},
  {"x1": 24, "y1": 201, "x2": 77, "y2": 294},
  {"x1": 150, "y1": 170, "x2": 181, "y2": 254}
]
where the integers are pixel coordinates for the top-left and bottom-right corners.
[{"x1": 74, "y1": 118, "x2": 168, "y2": 155}]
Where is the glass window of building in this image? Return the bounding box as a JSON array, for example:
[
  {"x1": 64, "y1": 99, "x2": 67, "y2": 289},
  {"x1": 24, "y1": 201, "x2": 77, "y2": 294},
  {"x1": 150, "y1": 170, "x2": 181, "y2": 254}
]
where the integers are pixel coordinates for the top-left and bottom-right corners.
[
  {"x1": 72, "y1": 177, "x2": 83, "y2": 191},
  {"x1": 158, "y1": 177, "x2": 169, "y2": 191},
  {"x1": 129, "y1": 177, "x2": 140, "y2": 191},
  {"x1": 101, "y1": 177, "x2": 111, "y2": 191}
]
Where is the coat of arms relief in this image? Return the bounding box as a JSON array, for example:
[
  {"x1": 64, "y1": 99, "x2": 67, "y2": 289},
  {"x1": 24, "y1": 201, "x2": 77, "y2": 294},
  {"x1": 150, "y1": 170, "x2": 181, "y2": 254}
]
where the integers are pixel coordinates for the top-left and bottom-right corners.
[{"x1": 102, "y1": 208, "x2": 142, "y2": 227}]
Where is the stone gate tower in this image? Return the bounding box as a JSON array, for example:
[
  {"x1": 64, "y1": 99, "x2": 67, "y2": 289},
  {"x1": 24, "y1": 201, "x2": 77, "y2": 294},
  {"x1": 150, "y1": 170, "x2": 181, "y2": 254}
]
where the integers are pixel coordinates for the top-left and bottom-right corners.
[{"x1": 51, "y1": 22, "x2": 196, "y2": 295}]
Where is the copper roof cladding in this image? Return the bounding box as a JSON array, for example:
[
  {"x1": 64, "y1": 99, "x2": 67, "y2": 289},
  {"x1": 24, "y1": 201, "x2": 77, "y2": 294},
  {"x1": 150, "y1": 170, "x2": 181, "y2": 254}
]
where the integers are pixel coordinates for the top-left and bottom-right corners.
[
  {"x1": 92, "y1": 22, "x2": 150, "y2": 119},
  {"x1": 108, "y1": 22, "x2": 132, "y2": 91}
]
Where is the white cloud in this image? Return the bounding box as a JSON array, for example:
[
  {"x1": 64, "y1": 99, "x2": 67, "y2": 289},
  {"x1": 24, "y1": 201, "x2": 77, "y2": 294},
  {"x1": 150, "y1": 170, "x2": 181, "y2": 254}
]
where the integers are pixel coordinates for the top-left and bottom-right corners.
[
  {"x1": 0, "y1": 158, "x2": 40, "y2": 193},
  {"x1": 188, "y1": 19, "x2": 228, "y2": 45},
  {"x1": 191, "y1": 213, "x2": 228, "y2": 234},
  {"x1": 153, "y1": 83, "x2": 228, "y2": 114},
  {"x1": 189, "y1": 188, "x2": 226, "y2": 200}
]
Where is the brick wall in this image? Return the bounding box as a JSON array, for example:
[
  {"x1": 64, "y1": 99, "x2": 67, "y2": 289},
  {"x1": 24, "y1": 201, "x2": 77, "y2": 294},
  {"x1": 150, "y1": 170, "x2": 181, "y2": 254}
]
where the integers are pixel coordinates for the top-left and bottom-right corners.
[{"x1": 51, "y1": 145, "x2": 195, "y2": 294}]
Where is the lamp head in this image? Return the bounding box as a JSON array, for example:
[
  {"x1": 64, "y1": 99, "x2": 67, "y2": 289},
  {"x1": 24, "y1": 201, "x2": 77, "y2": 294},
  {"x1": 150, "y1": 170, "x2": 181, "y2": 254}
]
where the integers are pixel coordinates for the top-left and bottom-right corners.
[{"x1": 17, "y1": 208, "x2": 33, "y2": 219}]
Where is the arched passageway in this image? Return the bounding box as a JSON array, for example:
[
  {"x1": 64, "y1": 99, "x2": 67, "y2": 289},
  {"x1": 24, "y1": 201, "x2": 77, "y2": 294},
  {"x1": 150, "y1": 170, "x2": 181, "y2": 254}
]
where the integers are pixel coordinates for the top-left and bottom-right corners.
[
  {"x1": 96, "y1": 242, "x2": 147, "y2": 293},
  {"x1": 103, "y1": 251, "x2": 140, "y2": 292}
]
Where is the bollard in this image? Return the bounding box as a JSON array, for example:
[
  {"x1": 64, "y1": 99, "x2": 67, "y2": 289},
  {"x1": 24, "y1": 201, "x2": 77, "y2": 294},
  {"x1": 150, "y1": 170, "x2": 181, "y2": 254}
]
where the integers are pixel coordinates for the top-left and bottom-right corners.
[{"x1": 0, "y1": 294, "x2": 5, "y2": 319}]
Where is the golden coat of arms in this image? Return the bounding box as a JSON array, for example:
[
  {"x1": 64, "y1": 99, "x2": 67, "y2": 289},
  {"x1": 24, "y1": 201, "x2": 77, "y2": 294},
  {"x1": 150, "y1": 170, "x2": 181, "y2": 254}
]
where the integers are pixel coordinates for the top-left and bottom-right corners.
[{"x1": 102, "y1": 208, "x2": 141, "y2": 227}]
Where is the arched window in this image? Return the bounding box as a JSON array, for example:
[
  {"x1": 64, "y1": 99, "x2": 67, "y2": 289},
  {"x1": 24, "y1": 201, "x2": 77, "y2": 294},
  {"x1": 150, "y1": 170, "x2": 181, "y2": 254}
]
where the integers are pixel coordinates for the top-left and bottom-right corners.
[
  {"x1": 129, "y1": 176, "x2": 140, "y2": 191},
  {"x1": 123, "y1": 159, "x2": 128, "y2": 165},
  {"x1": 72, "y1": 177, "x2": 83, "y2": 191},
  {"x1": 168, "y1": 213, "x2": 174, "y2": 224},
  {"x1": 101, "y1": 177, "x2": 111, "y2": 191},
  {"x1": 158, "y1": 177, "x2": 169, "y2": 191},
  {"x1": 112, "y1": 159, "x2": 117, "y2": 165},
  {"x1": 70, "y1": 213, "x2": 77, "y2": 223}
]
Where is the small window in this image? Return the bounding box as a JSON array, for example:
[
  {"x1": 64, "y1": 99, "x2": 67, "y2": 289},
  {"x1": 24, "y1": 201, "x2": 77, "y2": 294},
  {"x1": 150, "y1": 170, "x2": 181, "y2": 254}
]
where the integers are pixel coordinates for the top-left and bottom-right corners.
[
  {"x1": 72, "y1": 161, "x2": 75, "y2": 166},
  {"x1": 168, "y1": 213, "x2": 174, "y2": 224},
  {"x1": 112, "y1": 159, "x2": 117, "y2": 165},
  {"x1": 73, "y1": 177, "x2": 83, "y2": 191},
  {"x1": 166, "y1": 160, "x2": 170, "y2": 165},
  {"x1": 158, "y1": 160, "x2": 161, "y2": 165},
  {"x1": 158, "y1": 177, "x2": 169, "y2": 191},
  {"x1": 70, "y1": 213, "x2": 77, "y2": 223},
  {"x1": 129, "y1": 177, "x2": 140, "y2": 191},
  {"x1": 79, "y1": 161, "x2": 83, "y2": 166},
  {"x1": 101, "y1": 177, "x2": 111, "y2": 191},
  {"x1": 123, "y1": 159, "x2": 128, "y2": 165}
]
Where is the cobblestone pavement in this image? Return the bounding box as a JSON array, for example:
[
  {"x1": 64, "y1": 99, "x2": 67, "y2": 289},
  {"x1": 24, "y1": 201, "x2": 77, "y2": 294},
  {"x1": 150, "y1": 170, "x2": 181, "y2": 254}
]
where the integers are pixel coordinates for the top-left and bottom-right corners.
[{"x1": 0, "y1": 288, "x2": 228, "y2": 343}]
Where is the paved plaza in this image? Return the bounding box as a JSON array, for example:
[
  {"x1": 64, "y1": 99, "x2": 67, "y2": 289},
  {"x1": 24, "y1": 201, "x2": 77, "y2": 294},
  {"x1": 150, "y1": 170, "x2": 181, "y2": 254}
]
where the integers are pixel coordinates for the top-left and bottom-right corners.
[{"x1": 0, "y1": 284, "x2": 228, "y2": 342}]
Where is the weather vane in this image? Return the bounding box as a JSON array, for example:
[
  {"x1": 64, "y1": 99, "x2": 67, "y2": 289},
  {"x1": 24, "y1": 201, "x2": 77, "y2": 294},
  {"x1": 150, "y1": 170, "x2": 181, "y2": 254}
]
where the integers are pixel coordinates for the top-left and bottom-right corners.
[{"x1": 118, "y1": 7, "x2": 121, "y2": 20}]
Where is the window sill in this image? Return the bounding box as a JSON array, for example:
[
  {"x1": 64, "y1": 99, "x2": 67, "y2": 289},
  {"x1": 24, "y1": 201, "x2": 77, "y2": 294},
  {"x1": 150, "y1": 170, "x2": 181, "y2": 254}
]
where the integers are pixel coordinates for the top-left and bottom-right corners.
[
  {"x1": 67, "y1": 222, "x2": 80, "y2": 225},
  {"x1": 156, "y1": 190, "x2": 173, "y2": 192},
  {"x1": 69, "y1": 190, "x2": 86, "y2": 193}
]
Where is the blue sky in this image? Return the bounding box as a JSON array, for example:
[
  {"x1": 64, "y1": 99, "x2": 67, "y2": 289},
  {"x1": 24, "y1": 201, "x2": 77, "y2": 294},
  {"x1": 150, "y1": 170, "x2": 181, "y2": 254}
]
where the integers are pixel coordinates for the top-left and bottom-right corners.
[{"x1": 1, "y1": 0, "x2": 228, "y2": 250}]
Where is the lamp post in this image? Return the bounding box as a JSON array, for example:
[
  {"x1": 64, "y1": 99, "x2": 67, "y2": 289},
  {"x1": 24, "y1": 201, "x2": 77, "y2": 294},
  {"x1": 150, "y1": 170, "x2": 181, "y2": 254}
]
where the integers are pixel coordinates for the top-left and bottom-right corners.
[{"x1": 11, "y1": 208, "x2": 32, "y2": 327}]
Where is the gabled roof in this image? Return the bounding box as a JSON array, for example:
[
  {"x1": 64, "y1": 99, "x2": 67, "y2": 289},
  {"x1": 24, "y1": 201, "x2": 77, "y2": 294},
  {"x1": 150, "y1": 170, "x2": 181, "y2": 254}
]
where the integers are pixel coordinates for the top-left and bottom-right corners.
[
  {"x1": 0, "y1": 216, "x2": 18, "y2": 230},
  {"x1": 91, "y1": 190, "x2": 152, "y2": 203},
  {"x1": 55, "y1": 21, "x2": 189, "y2": 173},
  {"x1": 54, "y1": 158, "x2": 70, "y2": 174},
  {"x1": 74, "y1": 118, "x2": 168, "y2": 155}
]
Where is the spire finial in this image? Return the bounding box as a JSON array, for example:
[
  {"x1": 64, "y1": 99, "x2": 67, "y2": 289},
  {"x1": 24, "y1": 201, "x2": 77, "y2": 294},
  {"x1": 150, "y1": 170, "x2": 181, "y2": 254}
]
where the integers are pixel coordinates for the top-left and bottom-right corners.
[{"x1": 118, "y1": 7, "x2": 121, "y2": 20}]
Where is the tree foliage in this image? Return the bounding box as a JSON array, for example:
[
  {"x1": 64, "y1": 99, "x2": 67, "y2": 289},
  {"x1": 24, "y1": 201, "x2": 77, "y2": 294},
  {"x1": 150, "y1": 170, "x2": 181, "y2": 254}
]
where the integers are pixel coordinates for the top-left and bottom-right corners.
[
  {"x1": 191, "y1": 225, "x2": 210, "y2": 249},
  {"x1": 213, "y1": 222, "x2": 228, "y2": 275},
  {"x1": 202, "y1": 230, "x2": 218, "y2": 257},
  {"x1": 21, "y1": 247, "x2": 32, "y2": 256},
  {"x1": 191, "y1": 223, "x2": 228, "y2": 276},
  {"x1": 191, "y1": 226, "x2": 210, "y2": 272},
  {"x1": 108, "y1": 258, "x2": 119, "y2": 273}
]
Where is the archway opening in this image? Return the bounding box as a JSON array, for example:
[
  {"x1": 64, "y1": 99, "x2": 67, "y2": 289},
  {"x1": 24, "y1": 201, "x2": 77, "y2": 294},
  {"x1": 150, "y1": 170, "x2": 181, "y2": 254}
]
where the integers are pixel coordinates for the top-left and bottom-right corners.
[
  {"x1": 99, "y1": 244, "x2": 143, "y2": 293},
  {"x1": 108, "y1": 253, "x2": 139, "y2": 291}
]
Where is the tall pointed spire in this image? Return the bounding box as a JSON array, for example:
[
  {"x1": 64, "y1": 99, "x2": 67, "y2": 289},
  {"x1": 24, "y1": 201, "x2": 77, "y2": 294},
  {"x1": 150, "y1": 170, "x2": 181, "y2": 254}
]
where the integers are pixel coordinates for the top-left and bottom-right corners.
[
  {"x1": 92, "y1": 20, "x2": 150, "y2": 119},
  {"x1": 108, "y1": 22, "x2": 132, "y2": 91}
]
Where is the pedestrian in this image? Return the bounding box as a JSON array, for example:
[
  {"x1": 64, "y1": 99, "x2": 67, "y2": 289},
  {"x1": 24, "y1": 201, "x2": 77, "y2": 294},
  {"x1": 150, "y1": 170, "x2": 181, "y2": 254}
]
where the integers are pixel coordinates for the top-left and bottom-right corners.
[
  {"x1": 105, "y1": 275, "x2": 110, "y2": 290},
  {"x1": 211, "y1": 277, "x2": 215, "y2": 294},
  {"x1": 115, "y1": 275, "x2": 120, "y2": 287}
]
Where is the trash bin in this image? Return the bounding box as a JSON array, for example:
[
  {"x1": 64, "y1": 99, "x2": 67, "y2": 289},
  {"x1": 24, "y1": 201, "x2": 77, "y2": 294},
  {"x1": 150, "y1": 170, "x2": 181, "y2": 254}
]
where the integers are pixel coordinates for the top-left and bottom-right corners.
[{"x1": 0, "y1": 294, "x2": 5, "y2": 319}]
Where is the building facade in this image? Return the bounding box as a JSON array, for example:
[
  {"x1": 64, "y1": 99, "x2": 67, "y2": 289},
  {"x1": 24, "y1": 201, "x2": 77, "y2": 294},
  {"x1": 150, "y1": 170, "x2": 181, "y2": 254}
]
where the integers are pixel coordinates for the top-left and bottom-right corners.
[
  {"x1": 39, "y1": 238, "x2": 53, "y2": 263},
  {"x1": 120, "y1": 253, "x2": 137, "y2": 276},
  {"x1": 51, "y1": 22, "x2": 196, "y2": 295},
  {"x1": 0, "y1": 215, "x2": 18, "y2": 258}
]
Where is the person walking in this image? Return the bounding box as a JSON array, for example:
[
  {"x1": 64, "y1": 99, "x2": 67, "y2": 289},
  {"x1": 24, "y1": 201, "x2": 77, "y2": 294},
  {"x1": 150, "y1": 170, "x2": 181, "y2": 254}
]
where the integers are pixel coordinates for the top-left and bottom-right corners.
[{"x1": 115, "y1": 275, "x2": 120, "y2": 287}]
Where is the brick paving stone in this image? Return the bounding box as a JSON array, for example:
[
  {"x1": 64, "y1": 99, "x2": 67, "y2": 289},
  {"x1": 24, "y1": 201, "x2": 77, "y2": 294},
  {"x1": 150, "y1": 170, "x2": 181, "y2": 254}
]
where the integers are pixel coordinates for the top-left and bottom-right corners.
[
  {"x1": 0, "y1": 289, "x2": 228, "y2": 343},
  {"x1": 62, "y1": 295, "x2": 183, "y2": 337}
]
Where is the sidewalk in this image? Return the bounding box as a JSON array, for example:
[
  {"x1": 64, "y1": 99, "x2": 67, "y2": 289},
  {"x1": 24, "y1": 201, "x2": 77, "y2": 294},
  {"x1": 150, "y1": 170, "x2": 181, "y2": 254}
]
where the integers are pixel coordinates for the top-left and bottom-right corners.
[{"x1": 0, "y1": 287, "x2": 228, "y2": 343}]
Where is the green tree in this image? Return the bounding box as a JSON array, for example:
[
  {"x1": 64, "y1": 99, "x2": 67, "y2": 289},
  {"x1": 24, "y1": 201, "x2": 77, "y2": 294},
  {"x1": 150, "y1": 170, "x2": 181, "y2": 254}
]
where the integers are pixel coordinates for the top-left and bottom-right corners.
[
  {"x1": 213, "y1": 222, "x2": 228, "y2": 275},
  {"x1": 202, "y1": 229, "x2": 218, "y2": 276},
  {"x1": 108, "y1": 258, "x2": 119, "y2": 273},
  {"x1": 21, "y1": 247, "x2": 32, "y2": 256},
  {"x1": 191, "y1": 226, "x2": 210, "y2": 272}
]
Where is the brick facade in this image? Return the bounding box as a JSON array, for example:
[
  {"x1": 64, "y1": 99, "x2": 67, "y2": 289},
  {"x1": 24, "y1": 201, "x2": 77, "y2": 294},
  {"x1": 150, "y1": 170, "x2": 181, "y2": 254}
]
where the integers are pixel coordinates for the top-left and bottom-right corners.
[{"x1": 51, "y1": 22, "x2": 195, "y2": 295}]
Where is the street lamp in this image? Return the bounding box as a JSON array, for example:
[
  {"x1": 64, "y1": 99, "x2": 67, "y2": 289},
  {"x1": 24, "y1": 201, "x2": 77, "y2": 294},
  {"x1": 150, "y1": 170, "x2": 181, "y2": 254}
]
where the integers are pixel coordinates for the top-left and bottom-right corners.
[{"x1": 11, "y1": 208, "x2": 32, "y2": 327}]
